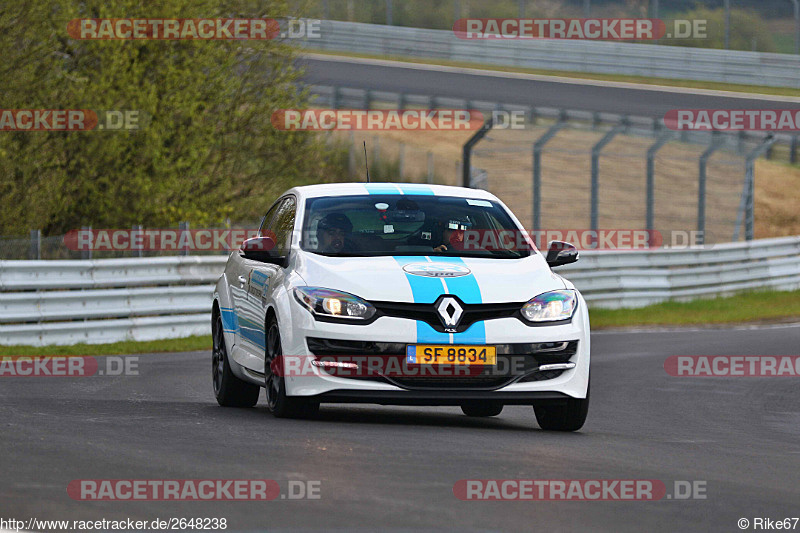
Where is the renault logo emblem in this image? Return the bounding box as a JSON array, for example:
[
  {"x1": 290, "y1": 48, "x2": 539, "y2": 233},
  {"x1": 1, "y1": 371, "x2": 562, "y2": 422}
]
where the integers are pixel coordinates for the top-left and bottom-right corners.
[{"x1": 436, "y1": 296, "x2": 463, "y2": 329}]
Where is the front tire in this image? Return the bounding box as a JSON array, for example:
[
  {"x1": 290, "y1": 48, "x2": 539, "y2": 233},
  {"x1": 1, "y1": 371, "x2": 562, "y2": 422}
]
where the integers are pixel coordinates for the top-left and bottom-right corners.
[
  {"x1": 264, "y1": 315, "x2": 319, "y2": 419},
  {"x1": 212, "y1": 314, "x2": 260, "y2": 407},
  {"x1": 533, "y1": 383, "x2": 589, "y2": 432}
]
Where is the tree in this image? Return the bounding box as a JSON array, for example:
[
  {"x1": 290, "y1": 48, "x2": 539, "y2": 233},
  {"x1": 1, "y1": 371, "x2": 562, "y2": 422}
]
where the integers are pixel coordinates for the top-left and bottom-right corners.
[{"x1": 0, "y1": 0, "x2": 344, "y2": 234}]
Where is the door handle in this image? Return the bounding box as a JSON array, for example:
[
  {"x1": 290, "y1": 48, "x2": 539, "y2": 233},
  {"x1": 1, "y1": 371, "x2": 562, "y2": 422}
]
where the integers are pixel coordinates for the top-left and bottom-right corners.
[{"x1": 238, "y1": 275, "x2": 247, "y2": 287}]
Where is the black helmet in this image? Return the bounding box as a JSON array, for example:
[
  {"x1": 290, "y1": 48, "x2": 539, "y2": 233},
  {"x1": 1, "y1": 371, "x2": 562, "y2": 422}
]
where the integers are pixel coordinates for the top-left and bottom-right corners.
[{"x1": 318, "y1": 212, "x2": 353, "y2": 233}]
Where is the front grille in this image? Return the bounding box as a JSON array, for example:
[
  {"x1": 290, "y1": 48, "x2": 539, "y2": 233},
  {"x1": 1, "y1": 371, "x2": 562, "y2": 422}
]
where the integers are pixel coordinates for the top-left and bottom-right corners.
[
  {"x1": 370, "y1": 299, "x2": 524, "y2": 333},
  {"x1": 307, "y1": 338, "x2": 578, "y2": 390}
]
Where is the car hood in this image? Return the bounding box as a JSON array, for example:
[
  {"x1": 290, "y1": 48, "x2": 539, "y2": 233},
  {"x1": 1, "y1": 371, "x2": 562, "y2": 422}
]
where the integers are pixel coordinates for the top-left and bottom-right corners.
[{"x1": 294, "y1": 252, "x2": 567, "y2": 304}]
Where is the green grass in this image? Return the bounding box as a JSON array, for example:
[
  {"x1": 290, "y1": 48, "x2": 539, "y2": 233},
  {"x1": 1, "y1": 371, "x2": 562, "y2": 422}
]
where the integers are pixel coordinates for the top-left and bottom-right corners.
[
  {"x1": 0, "y1": 335, "x2": 211, "y2": 357},
  {"x1": 306, "y1": 48, "x2": 800, "y2": 98},
  {"x1": 590, "y1": 289, "x2": 800, "y2": 329}
]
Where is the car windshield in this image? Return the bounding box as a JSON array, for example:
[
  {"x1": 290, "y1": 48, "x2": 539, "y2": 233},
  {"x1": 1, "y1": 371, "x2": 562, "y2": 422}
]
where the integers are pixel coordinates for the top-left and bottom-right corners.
[{"x1": 300, "y1": 194, "x2": 531, "y2": 258}]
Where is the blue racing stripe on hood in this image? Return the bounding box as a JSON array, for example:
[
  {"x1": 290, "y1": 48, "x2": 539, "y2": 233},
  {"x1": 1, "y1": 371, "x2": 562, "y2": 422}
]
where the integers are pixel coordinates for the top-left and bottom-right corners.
[{"x1": 393, "y1": 256, "x2": 485, "y2": 345}]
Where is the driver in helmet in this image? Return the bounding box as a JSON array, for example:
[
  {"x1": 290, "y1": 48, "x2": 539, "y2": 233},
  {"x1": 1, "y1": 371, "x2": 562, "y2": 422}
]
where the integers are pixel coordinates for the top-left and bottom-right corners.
[{"x1": 433, "y1": 217, "x2": 470, "y2": 252}]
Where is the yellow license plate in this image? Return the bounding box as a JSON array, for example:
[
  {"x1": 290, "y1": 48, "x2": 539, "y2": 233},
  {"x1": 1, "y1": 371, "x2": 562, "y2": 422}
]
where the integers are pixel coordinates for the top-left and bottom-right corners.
[{"x1": 406, "y1": 345, "x2": 496, "y2": 365}]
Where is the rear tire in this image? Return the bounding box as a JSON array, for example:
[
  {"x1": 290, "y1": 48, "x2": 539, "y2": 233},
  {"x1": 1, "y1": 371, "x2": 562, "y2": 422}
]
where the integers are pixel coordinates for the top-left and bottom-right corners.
[
  {"x1": 264, "y1": 315, "x2": 319, "y2": 419},
  {"x1": 533, "y1": 383, "x2": 589, "y2": 432},
  {"x1": 212, "y1": 313, "x2": 260, "y2": 407},
  {"x1": 461, "y1": 401, "x2": 503, "y2": 417}
]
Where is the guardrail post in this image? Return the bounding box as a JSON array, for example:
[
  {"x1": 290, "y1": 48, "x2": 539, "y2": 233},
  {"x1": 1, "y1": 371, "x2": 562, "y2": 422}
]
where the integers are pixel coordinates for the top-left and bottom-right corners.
[
  {"x1": 385, "y1": 0, "x2": 393, "y2": 25},
  {"x1": 646, "y1": 132, "x2": 672, "y2": 239},
  {"x1": 591, "y1": 120, "x2": 628, "y2": 233},
  {"x1": 331, "y1": 86, "x2": 339, "y2": 110},
  {"x1": 462, "y1": 116, "x2": 494, "y2": 188},
  {"x1": 791, "y1": 135, "x2": 798, "y2": 164},
  {"x1": 29, "y1": 229, "x2": 41, "y2": 260},
  {"x1": 698, "y1": 132, "x2": 724, "y2": 245},
  {"x1": 397, "y1": 91, "x2": 406, "y2": 110},
  {"x1": 734, "y1": 134, "x2": 776, "y2": 241},
  {"x1": 81, "y1": 226, "x2": 91, "y2": 260},
  {"x1": 179, "y1": 221, "x2": 189, "y2": 256},
  {"x1": 528, "y1": 106, "x2": 537, "y2": 126},
  {"x1": 364, "y1": 89, "x2": 372, "y2": 110},
  {"x1": 133, "y1": 224, "x2": 143, "y2": 258},
  {"x1": 532, "y1": 112, "x2": 568, "y2": 230}
]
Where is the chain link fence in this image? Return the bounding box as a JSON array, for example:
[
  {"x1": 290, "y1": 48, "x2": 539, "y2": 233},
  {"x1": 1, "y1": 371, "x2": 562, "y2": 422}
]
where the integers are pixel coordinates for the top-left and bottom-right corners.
[{"x1": 310, "y1": 85, "x2": 768, "y2": 245}]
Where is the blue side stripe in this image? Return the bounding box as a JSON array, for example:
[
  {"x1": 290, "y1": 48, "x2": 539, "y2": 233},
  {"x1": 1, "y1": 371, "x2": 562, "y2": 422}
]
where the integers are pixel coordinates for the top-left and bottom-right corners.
[
  {"x1": 219, "y1": 308, "x2": 238, "y2": 333},
  {"x1": 238, "y1": 316, "x2": 266, "y2": 350}
]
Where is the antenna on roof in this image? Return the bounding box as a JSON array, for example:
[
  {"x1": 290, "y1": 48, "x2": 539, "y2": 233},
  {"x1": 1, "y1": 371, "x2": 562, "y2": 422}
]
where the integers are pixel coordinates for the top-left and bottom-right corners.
[{"x1": 363, "y1": 141, "x2": 371, "y2": 183}]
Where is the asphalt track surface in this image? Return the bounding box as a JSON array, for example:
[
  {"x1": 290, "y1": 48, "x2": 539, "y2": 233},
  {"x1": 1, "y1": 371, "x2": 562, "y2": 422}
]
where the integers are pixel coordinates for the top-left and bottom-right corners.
[
  {"x1": 298, "y1": 55, "x2": 800, "y2": 117},
  {"x1": 2, "y1": 323, "x2": 800, "y2": 532}
]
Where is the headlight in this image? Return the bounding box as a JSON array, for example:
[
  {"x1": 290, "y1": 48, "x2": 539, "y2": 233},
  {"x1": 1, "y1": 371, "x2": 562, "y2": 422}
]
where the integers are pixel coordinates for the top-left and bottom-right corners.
[
  {"x1": 293, "y1": 287, "x2": 376, "y2": 320},
  {"x1": 521, "y1": 290, "x2": 577, "y2": 323}
]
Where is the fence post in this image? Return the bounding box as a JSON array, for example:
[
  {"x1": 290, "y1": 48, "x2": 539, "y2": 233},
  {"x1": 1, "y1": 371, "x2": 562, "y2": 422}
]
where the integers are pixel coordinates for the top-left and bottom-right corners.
[
  {"x1": 427, "y1": 151, "x2": 434, "y2": 184},
  {"x1": 532, "y1": 114, "x2": 568, "y2": 230},
  {"x1": 698, "y1": 132, "x2": 724, "y2": 245},
  {"x1": 81, "y1": 226, "x2": 92, "y2": 260},
  {"x1": 734, "y1": 134, "x2": 776, "y2": 241},
  {"x1": 133, "y1": 224, "x2": 144, "y2": 258},
  {"x1": 29, "y1": 229, "x2": 41, "y2": 260},
  {"x1": 179, "y1": 221, "x2": 189, "y2": 256},
  {"x1": 591, "y1": 120, "x2": 628, "y2": 233},
  {"x1": 646, "y1": 132, "x2": 672, "y2": 239},
  {"x1": 462, "y1": 116, "x2": 494, "y2": 188}
]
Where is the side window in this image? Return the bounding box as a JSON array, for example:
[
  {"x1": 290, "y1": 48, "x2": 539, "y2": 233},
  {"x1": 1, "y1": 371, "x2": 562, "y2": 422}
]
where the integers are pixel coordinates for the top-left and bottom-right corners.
[
  {"x1": 271, "y1": 197, "x2": 297, "y2": 256},
  {"x1": 259, "y1": 201, "x2": 282, "y2": 236}
]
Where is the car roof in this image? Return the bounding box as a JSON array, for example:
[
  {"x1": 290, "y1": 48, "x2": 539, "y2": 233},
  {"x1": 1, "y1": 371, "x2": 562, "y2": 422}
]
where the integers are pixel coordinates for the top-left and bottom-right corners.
[{"x1": 288, "y1": 182, "x2": 499, "y2": 201}]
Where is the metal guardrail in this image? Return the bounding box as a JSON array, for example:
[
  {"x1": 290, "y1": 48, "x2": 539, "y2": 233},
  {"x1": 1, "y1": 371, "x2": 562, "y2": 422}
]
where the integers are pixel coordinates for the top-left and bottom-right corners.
[
  {"x1": 559, "y1": 235, "x2": 800, "y2": 308},
  {"x1": 1, "y1": 237, "x2": 799, "y2": 346},
  {"x1": 299, "y1": 20, "x2": 800, "y2": 89},
  {"x1": 0, "y1": 257, "x2": 226, "y2": 346}
]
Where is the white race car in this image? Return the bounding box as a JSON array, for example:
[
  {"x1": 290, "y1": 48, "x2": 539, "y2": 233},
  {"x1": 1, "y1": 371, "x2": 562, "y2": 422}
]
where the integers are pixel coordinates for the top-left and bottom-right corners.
[{"x1": 212, "y1": 183, "x2": 590, "y2": 430}]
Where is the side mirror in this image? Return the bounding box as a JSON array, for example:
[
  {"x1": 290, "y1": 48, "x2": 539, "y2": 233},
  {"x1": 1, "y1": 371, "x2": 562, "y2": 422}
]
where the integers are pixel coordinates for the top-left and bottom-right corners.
[
  {"x1": 240, "y1": 236, "x2": 285, "y2": 265},
  {"x1": 546, "y1": 241, "x2": 579, "y2": 268}
]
